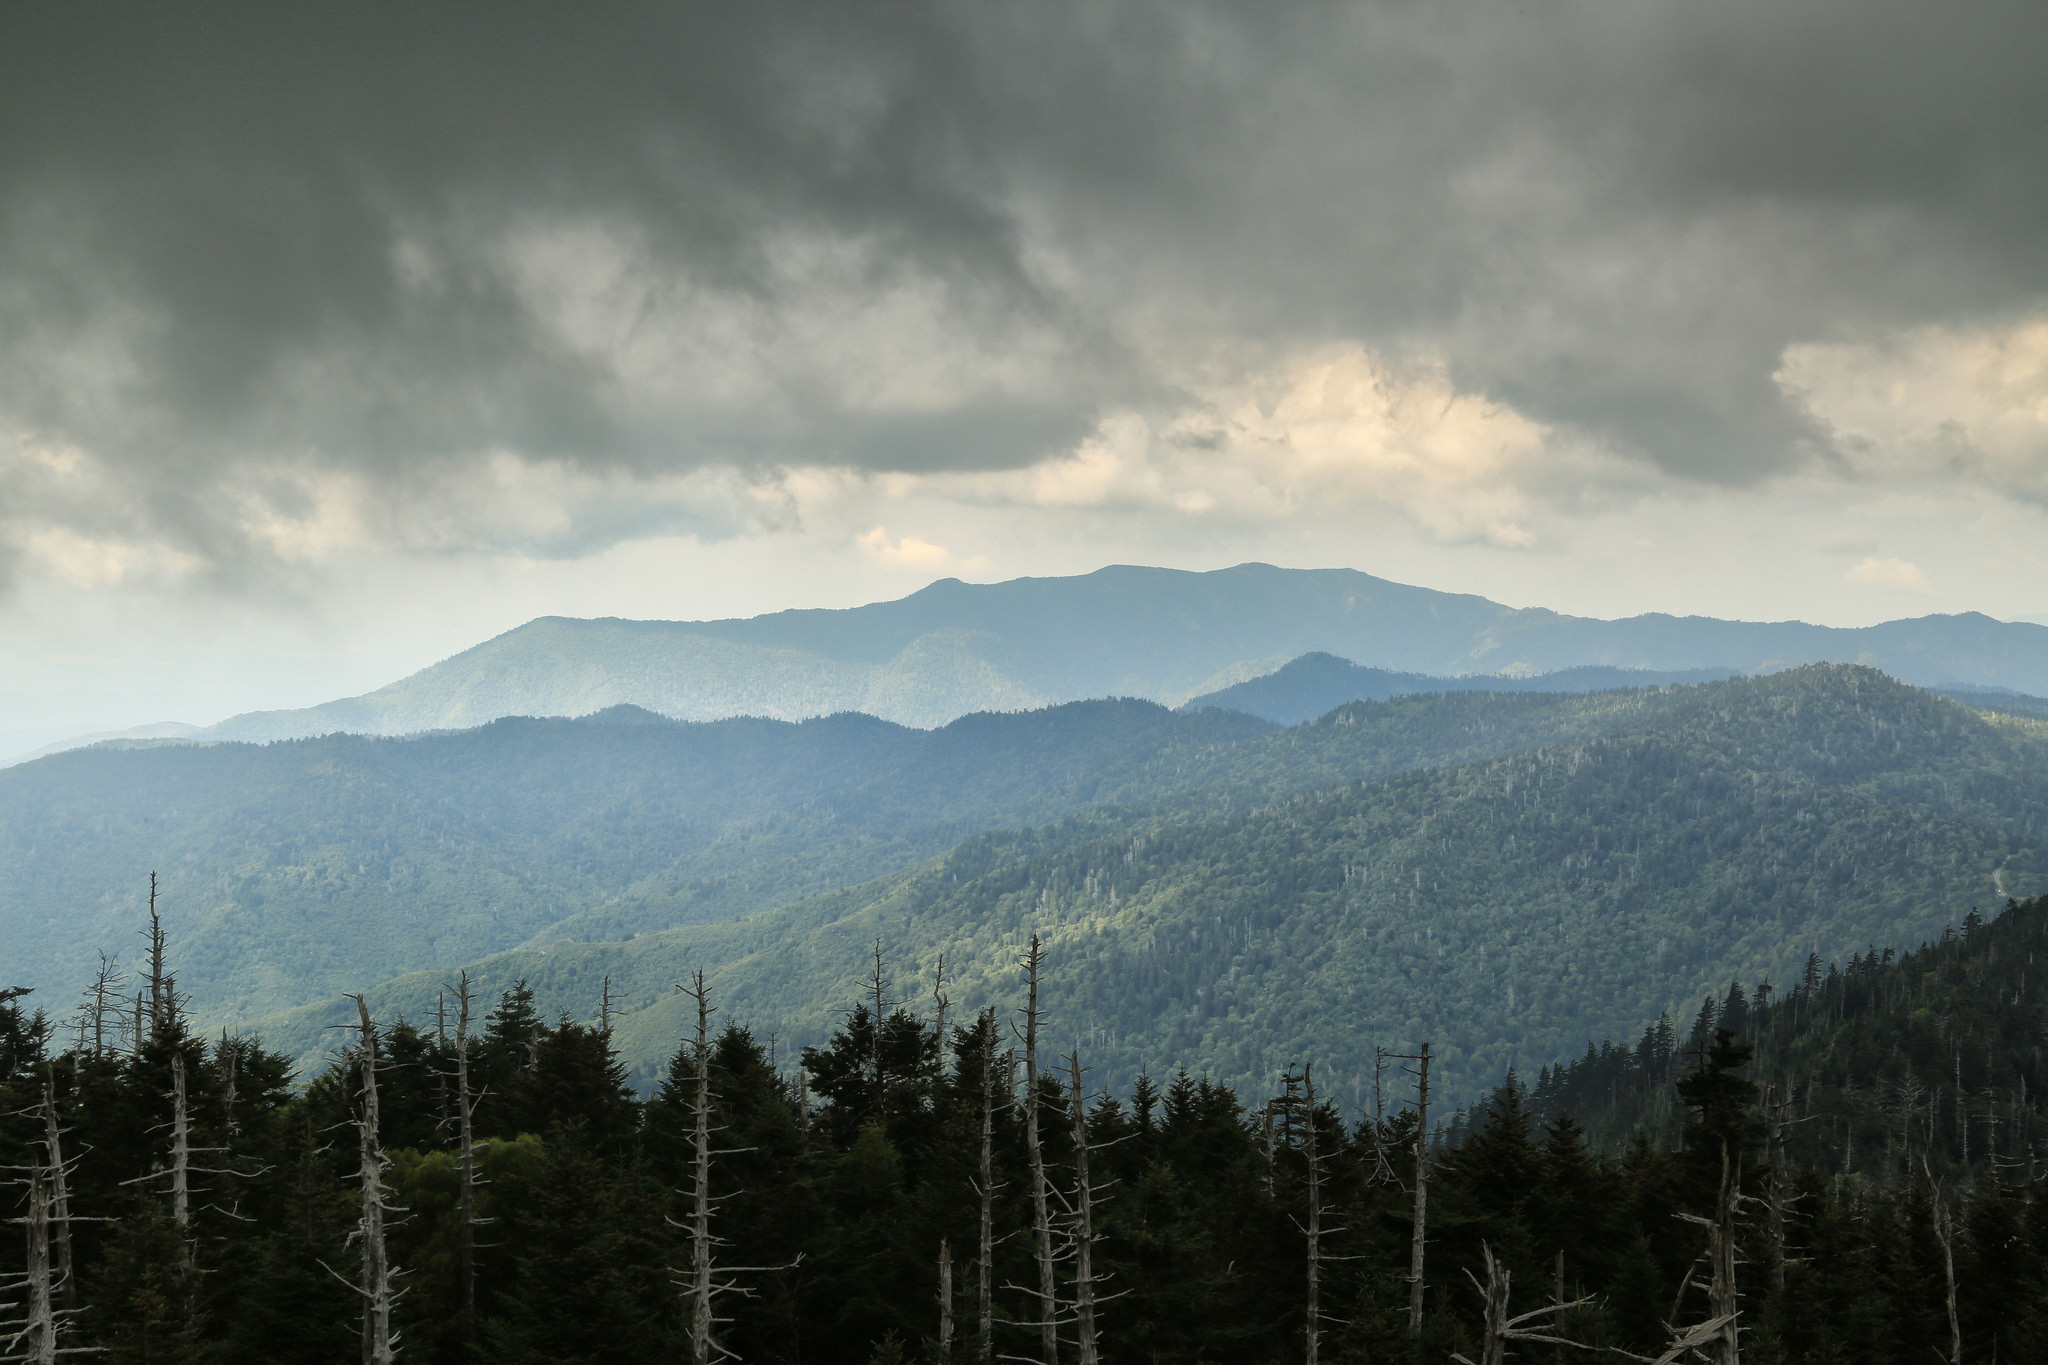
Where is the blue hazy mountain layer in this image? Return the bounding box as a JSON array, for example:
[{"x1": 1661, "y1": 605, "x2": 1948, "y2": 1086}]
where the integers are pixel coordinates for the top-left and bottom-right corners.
[
  {"x1": 1182, "y1": 652, "x2": 1744, "y2": 725},
  {"x1": 0, "y1": 699, "x2": 1264, "y2": 1017},
  {"x1": 182, "y1": 563, "x2": 2048, "y2": 739}
]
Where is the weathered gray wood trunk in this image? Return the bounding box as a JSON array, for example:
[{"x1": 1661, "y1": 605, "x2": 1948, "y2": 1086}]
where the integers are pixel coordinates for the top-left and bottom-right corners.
[
  {"x1": 1408, "y1": 1042, "x2": 1431, "y2": 1336},
  {"x1": 1020, "y1": 936, "x2": 1058, "y2": 1365}
]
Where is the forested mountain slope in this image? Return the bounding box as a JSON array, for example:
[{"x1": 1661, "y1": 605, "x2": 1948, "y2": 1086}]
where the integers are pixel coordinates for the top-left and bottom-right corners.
[
  {"x1": 1182, "y1": 651, "x2": 1739, "y2": 724},
  {"x1": 1935, "y1": 686, "x2": 2048, "y2": 721},
  {"x1": 9, "y1": 679, "x2": 1725, "y2": 1021},
  {"x1": 1524, "y1": 892, "x2": 2048, "y2": 1178},
  {"x1": 0, "y1": 700, "x2": 1269, "y2": 1017},
  {"x1": 13, "y1": 905, "x2": 2047, "y2": 1364},
  {"x1": 1183, "y1": 649, "x2": 2048, "y2": 728},
  {"x1": 172, "y1": 562, "x2": 2048, "y2": 739},
  {"x1": 13, "y1": 671, "x2": 1868, "y2": 1029},
  {"x1": 253, "y1": 667, "x2": 2048, "y2": 1105}
]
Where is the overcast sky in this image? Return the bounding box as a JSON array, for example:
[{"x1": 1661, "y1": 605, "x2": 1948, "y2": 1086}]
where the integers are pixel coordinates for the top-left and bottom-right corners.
[{"x1": 4, "y1": 0, "x2": 2047, "y2": 746}]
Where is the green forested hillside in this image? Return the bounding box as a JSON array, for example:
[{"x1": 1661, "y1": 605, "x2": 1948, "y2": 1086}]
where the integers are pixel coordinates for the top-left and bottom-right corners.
[
  {"x1": 1937, "y1": 686, "x2": 2048, "y2": 721},
  {"x1": 252, "y1": 667, "x2": 2048, "y2": 1106},
  {"x1": 14, "y1": 909, "x2": 2047, "y2": 1365},
  {"x1": 1525, "y1": 892, "x2": 2048, "y2": 1175},
  {"x1": 1183, "y1": 650, "x2": 1738, "y2": 724},
  {"x1": 0, "y1": 700, "x2": 1271, "y2": 1016},
  {"x1": 10, "y1": 665, "x2": 2048, "y2": 1365},
  {"x1": 2, "y1": 673, "x2": 1812, "y2": 1027}
]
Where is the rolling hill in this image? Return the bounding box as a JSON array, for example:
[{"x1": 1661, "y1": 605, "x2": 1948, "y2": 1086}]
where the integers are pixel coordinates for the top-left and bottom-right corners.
[
  {"x1": 0, "y1": 698, "x2": 1271, "y2": 1018},
  {"x1": 1523, "y1": 890, "x2": 2048, "y2": 1166},
  {"x1": 1181, "y1": 652, "x2": 1742, "y2": 725},
  {"x1": 239, "y1": 667, "x2": 2048, "y2": 1104},
  {"x1": 6, "y1": 676, "x2": 1776, "y2": 1024}
]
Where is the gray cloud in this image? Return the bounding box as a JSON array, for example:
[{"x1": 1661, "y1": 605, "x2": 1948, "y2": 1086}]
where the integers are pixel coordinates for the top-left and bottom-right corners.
[{"x1": 3, "y1": 0, "x2": 2045, "y2": 573}]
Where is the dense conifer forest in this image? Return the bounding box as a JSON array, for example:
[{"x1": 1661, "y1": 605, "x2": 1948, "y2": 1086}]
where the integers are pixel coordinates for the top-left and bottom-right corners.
[
  {"x1": 7, "y1": 896, "x2": 2048, "y2": 1363},
  {"x1": 13, "y1": 1, "x2": 2048, "y2": 1359},
  {"x1": 1524, "y1": 892, "x2": 2048, "y2": 1173}
]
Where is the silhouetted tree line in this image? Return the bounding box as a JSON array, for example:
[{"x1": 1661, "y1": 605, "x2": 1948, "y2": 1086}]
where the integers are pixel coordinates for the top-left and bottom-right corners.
[
  {"x1": 6, "y1": 896, "x2": 2048, "y2": 1363},
  {"x1": 1520, "y1": 896, "x2": 2048, "y2": 1183}
]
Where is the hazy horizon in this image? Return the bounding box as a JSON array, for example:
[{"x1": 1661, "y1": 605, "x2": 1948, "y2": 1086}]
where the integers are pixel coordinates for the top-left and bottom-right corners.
[{"x1": 8, "y1": 558, "x2": 2048, "y2": 759}]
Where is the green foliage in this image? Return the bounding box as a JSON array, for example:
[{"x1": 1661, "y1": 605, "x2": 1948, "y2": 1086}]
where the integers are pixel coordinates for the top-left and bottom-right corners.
[
  {"x1": 252, "y1": 666, "x2": 2048, "y2": 1106},
  {"x1": 1937, "y1": 687, "x2": 2048, "y2": 721},
  {"x1": 1531, "y1": 895, "x2": 2048, "y2": 1195},
  {"x1": 1183, "y1": 649, "x2": 1738, "y2": 724},
  {"x1": 10, "y1": 892, "x2": 2048, "y2": 1364},
  {"x1": 12, "y1": 660, "x2": 2048, "y2": 1360},
  {"x1": 0, "y1": 698, "x2": 1271, "y2": 1019},
  {"x1": 10, "y1": 666, "x2": 1796, "y2": 1040},
  {"x1": 24, "y1": 654, "x2": 2039, "y2": 1096}
]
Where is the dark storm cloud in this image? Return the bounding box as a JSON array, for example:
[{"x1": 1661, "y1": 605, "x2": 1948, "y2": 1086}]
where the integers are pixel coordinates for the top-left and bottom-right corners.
[
  {"x1": 1, "y1": 3, "x2": 1104, "y2": 468},
  {"x1": 3, "y1": 0, "x2": 2045, "y2": 566}
]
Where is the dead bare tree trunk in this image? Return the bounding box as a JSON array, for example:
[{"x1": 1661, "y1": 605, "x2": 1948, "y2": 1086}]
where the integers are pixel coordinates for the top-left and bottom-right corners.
[
  {"x1": 1065, "y1": 1051, "x2": 1109, "y2": 1365},
  {"x1": 8, "y1": 1165, "x2": 58, "y2": 1365},
  {"x1": 170, "y1": 1052, "x2": 194, "y2": 1273},
  {"x1": 341, "y1": 996, "x2": 399, "y2": 1365},
  {"x1": 1299, "y1": 1064, "x2": 1343, "y2": 1365},
  {"x1": 1675, "y1": 1147, "x2": 1741, "y2": 1365},
  {"x1": 975, "y1": 1028, "x2": 1006, "y2": 1365},
  {"x1": 938, "y1": 1238, "x2": 955, "y2": 1364},
  {"x1": 446, "y1": 972, "x2": 483, "y2": 1341},
  {"x1": 1935, "y1": 1207, "x2": 1960, "y2": 1365},
  {"x1": 38, "y1": 1073, "x2": 74, "y2": 1314},
  {"x1": 1408, "y1": 1041, "x2": 1432, "y2": 1336},
  {"x1": 668, "y1": 971, "x2": 796, "y2": 1365},
  {"x1": 1450, "y1": 1243, "x2": 1600, "y2": 1365},
  {"x1": 1763, "y1": 1085, "x2": 1790, "y2": 1290},
  {"x1": 1464, "y1": 1243, "x2": 1512, "y2": 1365},
  {"x1": 91, "y1": 958, "x2": 110, "y2": 1060},
  {"x1": 143, "y1": 872, "x2": 168, "y2": 1038},
  {"x1": 0, "y1": 1162, "x2": 77, "y2": 1363},
  {"x1": 673, "y1": 971, "x2": 765, "y2": 1364},
  {"x1": 430, "y1": 991, "x2": 451, "y2": 1143},
  {"x1": 1019, "y1": 936, "x2": 1059, "y2": 1365},
  {"x1": 84, "y1": 953, "x2": 122, "y2": 1061},
  {"x1": 687, "y1": 973, "x2": 717, "y2": 1365},
  {"x1": 1707, "y1": 1153, "x2": 1740, "y2": 1365},
  {"x1": 131, "y1": 885, "x2": 202, "y2": 1286},
  {"x1": 1926, "y1": 1162, "x2": 1961, "y2": 1365},
  {"x1": 869, "y1": 940, "x2": 892, "y2": 1120}
]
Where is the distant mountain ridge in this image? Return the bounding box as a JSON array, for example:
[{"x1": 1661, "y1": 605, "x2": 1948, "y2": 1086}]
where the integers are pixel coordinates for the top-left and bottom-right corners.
[
  {"x1": 19, "y1": 563, "x2": 2048, "y2": 758},
  {"x1": 1182, "y1": 653, "x2": 1744, "y2": 725}
]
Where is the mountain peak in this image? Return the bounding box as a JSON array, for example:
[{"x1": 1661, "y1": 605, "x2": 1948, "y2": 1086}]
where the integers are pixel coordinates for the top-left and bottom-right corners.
[{"x1": 107, "y1": 565, "x2": 2048, "y2": 750}]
